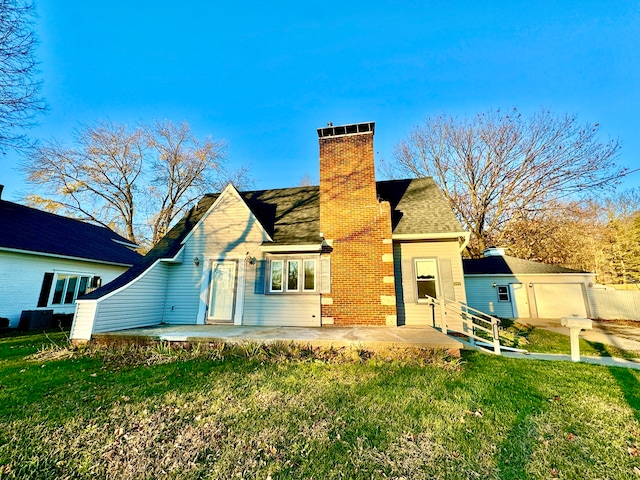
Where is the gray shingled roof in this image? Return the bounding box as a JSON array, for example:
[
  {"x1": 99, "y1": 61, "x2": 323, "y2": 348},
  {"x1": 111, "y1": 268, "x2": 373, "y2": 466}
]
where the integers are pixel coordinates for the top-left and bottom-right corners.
[
  {"x1": 377, "y1": 177, "x2": 464, "y2": 235},
  {"x1": 0, "y1": 199, "x2": 142, "y2": 266},
  {"x1": 84, "y1": 177, "x2": 463, "y2": 299},
  {"x1": 463, "y1": 255, "x2": 591, "y2": 275}
]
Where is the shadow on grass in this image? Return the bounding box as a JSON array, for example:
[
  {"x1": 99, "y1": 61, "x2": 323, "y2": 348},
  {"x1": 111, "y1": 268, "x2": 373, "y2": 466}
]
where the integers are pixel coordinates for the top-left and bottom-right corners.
[
  {"x1": 608, "y1": 366, "x2": 640, "y2": 423},
  {"x1": 585, "y1": 339, "x2": 613, "y2": 357}
]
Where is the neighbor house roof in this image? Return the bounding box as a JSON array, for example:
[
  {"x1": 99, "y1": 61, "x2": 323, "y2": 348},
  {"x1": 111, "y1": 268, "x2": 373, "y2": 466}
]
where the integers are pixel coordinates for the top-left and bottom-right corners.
[
  {"x1": 463, "y1": 255, "x2": 591, "y2": 275},
  {"x1": 0, "y1": 199, "x2": 142, "y2": 266},
  {"x1": 82, "y1": 177, "x2": 463, "y2": 300}
]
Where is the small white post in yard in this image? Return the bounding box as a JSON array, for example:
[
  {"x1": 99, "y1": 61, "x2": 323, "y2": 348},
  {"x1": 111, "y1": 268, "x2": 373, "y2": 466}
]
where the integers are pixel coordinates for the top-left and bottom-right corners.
[
  {"x1": 439, "y1": 298, "x2": 448, "y2": 335},
  {"x1": 560, "y1": 316, "x2": 593, "y2": 362}
]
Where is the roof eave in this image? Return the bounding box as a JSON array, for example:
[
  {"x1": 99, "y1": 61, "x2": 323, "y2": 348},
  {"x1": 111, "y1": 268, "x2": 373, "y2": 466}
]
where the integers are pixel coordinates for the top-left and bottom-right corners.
[
  {"x1": 0, "y1": 246, "x2": 137, "y2": 268},
  {"x1": 463, "y1": 272, "x2": 596, "y2": 277},
  {"x1": 259, "y1": 243, "x2": 323, "y2": 253},
  {"x1": 392, "y1": 232, "x2": 469, "y2": 241}
]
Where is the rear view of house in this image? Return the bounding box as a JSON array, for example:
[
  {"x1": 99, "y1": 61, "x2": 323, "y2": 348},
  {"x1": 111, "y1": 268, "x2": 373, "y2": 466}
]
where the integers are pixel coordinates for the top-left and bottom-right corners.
[
  {"x1": 0, "y1": 189, "x2": 141, "y2": 328},
  {"x1": 71, "y1": 122, "x2": 469, "y2": 341}
]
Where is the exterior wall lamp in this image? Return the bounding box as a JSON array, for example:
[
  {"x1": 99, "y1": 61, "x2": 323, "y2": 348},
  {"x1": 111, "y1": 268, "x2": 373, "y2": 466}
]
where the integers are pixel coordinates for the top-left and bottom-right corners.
[
  {"x1": 193, "y1": 256, "x2": 200, "y2": 266},
  {"x1": 492, "y1": 282, "x2": 497, "y2": 288},
  {"x1": 245, "y1": 252, "x2": 256, "y2": 266}
]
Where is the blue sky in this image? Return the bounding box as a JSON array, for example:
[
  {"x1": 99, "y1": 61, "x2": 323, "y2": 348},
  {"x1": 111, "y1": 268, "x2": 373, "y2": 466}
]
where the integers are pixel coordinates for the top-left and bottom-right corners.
[{"x1": 1, "y1": 0, "x2": 639, "y2": 201}]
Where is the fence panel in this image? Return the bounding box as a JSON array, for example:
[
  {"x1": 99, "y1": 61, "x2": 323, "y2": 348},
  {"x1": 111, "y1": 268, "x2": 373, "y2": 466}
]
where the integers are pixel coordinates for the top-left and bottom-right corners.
[{"x1": 592, "y1": 290, "x2": 640, "y2": 321}]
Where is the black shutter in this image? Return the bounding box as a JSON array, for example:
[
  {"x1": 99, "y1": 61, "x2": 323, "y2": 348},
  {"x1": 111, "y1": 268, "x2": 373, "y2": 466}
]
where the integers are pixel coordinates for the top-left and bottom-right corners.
[
  {"x1": 254, "y1": 260, "x2": 265, "y2": 294},
  {"x1": 37, "y1": 272, "x2": 54, "y2": 307}
]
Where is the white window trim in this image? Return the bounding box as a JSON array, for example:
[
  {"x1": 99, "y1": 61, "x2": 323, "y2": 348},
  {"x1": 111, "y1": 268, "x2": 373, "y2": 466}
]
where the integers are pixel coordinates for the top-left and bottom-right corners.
[
  {"x1": 302, "y1": 259, "x2": 317, "y2": 292},
  {"x1": 48, "y1": 272, "x2": 100, "y2": 306},
  {"x1": 414, "y1": 257, "x2": 439, "y2": 303},
  {"x1": 269, "y1": 259, "x2": 284, "y2": 293},
  {"x1": 285, "y1": 260, "x2": 301, "y2": 292},
  {"x1": 497, "y1": 285, "x2": 510, "y2": 302},
  {"x1": 267, "y1": 256, "x2": 319, "y2": 294}
]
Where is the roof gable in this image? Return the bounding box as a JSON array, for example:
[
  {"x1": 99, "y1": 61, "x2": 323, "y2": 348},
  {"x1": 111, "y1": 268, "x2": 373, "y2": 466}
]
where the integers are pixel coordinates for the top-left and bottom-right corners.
[
  {"x1": 0, "y1": 200, "x2": 142, "y2": 266},
  {"x1": 180, "y1": 183, "x2": 273, "y2": 246}
]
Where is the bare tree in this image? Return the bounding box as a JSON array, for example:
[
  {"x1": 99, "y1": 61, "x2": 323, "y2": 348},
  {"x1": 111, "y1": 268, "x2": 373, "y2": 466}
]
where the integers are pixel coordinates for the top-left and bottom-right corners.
[
  {"x1": 145, "y1": 120, "x2": 228, "y2": 245},
  {"x1": 0, "y1": 0, "x2": 46, "y2": 152},
  {"x1": 388, "y1": 108, "x2": 625, "y2": 256},
  {"x1": 24, "y1": 121, "x2": 145, "y2": 243},
  {"x1": 298, "y1": 172, "x2": 315, "y2": 186},
  {"x1": 23, "y1": 120, "x2": 250, "y2": 249}
]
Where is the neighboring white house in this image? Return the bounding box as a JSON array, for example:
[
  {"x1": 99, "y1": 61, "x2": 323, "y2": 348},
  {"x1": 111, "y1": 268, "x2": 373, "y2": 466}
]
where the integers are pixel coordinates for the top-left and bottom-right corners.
[
  {"x1": 463, "y1": 248, "x2": 597, "y2": 319},
  {"x1": 0, "y1": 188, "x2": 142, "y2": 328},
  {"x1": 71, "y1": 122, "x2": 470, "y2": 341}
]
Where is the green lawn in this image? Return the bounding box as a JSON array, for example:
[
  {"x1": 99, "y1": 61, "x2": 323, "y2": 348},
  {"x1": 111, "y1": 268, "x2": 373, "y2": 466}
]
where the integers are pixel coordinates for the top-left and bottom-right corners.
[
  {"x1": 499, "y1": 321, "x2": 640, "y2": 359},
  {"x1": 1, "y1": 331, "x2": 639, "y2": 479}
]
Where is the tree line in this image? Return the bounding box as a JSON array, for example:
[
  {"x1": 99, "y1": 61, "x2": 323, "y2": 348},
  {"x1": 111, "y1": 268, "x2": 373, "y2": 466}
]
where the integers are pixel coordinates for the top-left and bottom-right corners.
[
  {"x1": 385, "y1": 108, "x2": 639, "y2": 284},
  {"x1": 2, "y1": 1, "x2": 637, "y2": 281},
  {"x1": 22, "y1": 120, "x2": 250, "y2": 250}
]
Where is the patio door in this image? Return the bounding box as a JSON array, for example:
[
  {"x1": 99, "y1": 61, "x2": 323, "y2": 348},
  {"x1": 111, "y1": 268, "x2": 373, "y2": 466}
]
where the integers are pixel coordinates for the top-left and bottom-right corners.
[{"x1": 207, "y1": 261, "x2": 238, "y2": 323}]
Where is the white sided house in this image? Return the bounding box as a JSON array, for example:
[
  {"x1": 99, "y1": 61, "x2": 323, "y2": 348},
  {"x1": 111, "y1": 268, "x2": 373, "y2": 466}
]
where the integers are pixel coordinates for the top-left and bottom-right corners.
[
  {"x1": 71, "y1": 122, "x2": 470, "y2": 341},
  {"x1": 0, "y1": 187, "x2": 142, "y2": 328},
  {"x1": 463, "y1": 248, "x2": 597, "y2": 319}
]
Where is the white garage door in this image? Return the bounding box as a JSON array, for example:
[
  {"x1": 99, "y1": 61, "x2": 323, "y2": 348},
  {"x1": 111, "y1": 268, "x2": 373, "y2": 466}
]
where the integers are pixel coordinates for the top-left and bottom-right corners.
[{"x1": 533, "y1": 284, "x2": 588, "y2": 318}]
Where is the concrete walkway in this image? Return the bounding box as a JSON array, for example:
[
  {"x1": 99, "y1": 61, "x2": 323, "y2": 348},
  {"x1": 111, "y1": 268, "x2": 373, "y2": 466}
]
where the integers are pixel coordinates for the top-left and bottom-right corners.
[
  {"x1": 521, "y1": 318, "x2": 640, "y2": 352},
  {"x1": 500, "y1": 351, "x2": 640, "y2": 370},
  {"x1": 93, "y1": 324, "x2": 464, "y2": 353}
]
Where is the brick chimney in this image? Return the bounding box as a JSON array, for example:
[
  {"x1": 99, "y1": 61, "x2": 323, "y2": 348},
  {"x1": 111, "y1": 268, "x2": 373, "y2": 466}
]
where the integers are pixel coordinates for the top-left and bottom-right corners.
[{"x1": 318, "y1": 122, "x2": 396, "y2": 326}]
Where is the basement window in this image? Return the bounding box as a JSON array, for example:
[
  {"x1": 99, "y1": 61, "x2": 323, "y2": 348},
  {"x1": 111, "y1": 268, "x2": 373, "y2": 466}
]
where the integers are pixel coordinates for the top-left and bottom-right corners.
[
  {"x1": 497, "y1": 285, "x2": 510, "y2": 302},
  {"x1": 268, "y1": 257, "x2": 317, "y2": 294}
]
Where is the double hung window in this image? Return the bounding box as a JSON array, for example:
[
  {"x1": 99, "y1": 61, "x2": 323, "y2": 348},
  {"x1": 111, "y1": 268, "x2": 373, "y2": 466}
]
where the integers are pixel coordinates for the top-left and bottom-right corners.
[
  {"x1": 497, "y1": 285, "x2": 510, "y2": 302},
  {"x1": 414, "y1": 258, "x2": 438, "y2": 302}
]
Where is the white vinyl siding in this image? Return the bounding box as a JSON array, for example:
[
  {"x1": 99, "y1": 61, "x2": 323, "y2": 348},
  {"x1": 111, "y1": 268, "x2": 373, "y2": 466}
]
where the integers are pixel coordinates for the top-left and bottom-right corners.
[
  {"x1": 89, "y1": 262, "x2": 170, "y2": 334},
  {"x1": 242, "y1": 257, "x2": 321, "y2": 326},
  {"x1": 163, "y1": 189, "x2": 268, "y2": 325},
  {"x1": 71, "y1": 301, "x2": 98, "y2": 341},
  {"x1": 393, "y1": 240, "x2": 466, "y2": 330},
  {"x1": 0, "y1": 250, "x2": 127, "y2": 328}
]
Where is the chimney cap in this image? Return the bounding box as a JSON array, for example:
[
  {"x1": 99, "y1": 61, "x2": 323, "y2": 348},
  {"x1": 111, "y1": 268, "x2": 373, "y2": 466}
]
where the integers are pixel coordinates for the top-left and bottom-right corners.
[{"x1": 317, "y1": 121, "x2": 375, "y2": 138}]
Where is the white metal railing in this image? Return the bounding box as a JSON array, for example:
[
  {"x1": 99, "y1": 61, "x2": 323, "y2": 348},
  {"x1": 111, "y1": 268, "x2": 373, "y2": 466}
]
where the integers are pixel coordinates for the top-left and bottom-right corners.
[{"x1": 425, "y1": 295, "x2": 502, "y2": 354}]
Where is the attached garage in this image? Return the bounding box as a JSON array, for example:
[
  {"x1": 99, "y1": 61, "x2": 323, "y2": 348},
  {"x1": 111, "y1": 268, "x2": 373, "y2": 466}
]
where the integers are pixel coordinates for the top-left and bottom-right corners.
[{"x1": 463, "y1": 248, "x2": 596, "y2": 320}]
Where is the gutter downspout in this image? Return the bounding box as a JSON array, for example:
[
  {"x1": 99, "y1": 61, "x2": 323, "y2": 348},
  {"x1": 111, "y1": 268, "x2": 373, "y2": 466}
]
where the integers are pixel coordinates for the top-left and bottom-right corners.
[{"x1": 459, "y1": 233, "x2": 470, "y2": 253}]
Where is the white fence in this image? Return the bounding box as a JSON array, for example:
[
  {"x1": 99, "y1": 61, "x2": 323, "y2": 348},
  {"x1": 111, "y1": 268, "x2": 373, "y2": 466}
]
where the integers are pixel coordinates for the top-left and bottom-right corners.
[{"x1": 591, "y1": 289, "x2": 640, "y2": 321}]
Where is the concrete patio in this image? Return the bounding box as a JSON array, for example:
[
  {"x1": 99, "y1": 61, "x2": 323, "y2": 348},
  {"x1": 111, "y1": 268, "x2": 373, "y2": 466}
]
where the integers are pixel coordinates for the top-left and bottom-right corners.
[{"x1": 92, "y1": 324, "x2": 464, "y2": 355}]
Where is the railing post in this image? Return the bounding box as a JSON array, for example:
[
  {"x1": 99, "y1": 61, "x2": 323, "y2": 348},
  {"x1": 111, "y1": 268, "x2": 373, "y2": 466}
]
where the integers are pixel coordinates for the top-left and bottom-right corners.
[
  {"x1": 492, "y1": 320, "x2": 501, "y2": 355},
  {"x1": 440, "y1": 298, "x2": 448, "y2": 335}
]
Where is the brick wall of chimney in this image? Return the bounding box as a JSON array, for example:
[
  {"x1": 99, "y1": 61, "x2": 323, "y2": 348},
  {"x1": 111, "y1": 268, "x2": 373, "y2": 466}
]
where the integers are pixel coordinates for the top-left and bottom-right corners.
[{"x1": 318, "y1": 125, "x2": 396, "y2": 326}]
